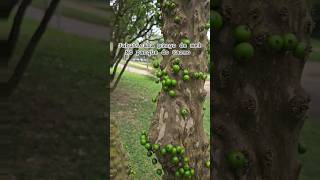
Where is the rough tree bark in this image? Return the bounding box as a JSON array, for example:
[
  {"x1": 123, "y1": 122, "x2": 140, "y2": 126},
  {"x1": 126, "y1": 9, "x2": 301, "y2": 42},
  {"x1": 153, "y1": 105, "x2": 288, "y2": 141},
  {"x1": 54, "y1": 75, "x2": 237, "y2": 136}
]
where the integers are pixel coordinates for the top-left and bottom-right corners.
[
  {"x1": 110, "y1": 120, "x2": 131, "y2": 180},
  {"x1": 149, "y1": 0, "x2": 210, "y2": 179},
  {"x1": 212, "y1": 0, "x2": 313, "y2": 179}
]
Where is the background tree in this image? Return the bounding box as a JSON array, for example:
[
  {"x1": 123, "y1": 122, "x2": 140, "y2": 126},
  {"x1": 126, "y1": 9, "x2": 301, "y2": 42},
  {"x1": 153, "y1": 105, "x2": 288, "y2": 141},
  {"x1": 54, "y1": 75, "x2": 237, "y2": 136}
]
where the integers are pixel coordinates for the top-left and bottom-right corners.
[
  {"x1": 212, "y1": 0, "x2": 313, "y2": 179},
  {"x1": 110, "y1": 0, "x2": 158, "y2": 92},
  {"x1": 0, "y1": 0, "x2": 60, "y2": 96},
  {"x1": 148, "y1": 0, "x2": 210, "y2": 179}
]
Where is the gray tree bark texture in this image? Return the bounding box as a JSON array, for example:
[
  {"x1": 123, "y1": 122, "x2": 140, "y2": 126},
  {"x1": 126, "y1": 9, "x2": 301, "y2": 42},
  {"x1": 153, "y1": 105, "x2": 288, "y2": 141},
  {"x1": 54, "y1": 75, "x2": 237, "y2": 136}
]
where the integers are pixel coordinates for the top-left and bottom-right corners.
[
  {"x1": 212, "y1": 0, "x2": 313, "y2": 179},
  {"x1": 149, "y1": 0, "x2": 210, "y2": 179}
]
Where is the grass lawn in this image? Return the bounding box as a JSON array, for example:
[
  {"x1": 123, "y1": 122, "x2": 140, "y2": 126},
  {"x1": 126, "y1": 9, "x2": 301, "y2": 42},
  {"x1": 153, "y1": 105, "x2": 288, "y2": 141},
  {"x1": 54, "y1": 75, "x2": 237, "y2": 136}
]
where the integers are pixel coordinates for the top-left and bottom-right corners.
[
  {"x1": 111, "y1": 72, "x2": 319, "y2": 180},
  {"x1": 299, "y1": 119, "x2": 320, "y2": 180},
  {"x1": 111, "y1": 71, "x2": 210, "y2": 179},
  {"x1": 31, "y1": 0, "x2": 112, "y2": 26},
  {"x1": 8, "y1": 18, "x2": 106, "y2": 179}
]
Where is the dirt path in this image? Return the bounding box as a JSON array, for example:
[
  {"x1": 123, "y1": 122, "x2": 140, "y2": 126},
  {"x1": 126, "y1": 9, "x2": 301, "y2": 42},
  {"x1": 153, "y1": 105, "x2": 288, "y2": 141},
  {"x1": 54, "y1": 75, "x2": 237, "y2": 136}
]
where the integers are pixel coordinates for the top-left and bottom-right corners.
[
  {"x1": 302, "y1": 61, "x2": 320, "y2": 119},
  {"x1": 62, "y1": 1, "x2": 110, "y2": 18},
  {"x1": 25, "y1": 6, "x2": 111, "y2": 41}
]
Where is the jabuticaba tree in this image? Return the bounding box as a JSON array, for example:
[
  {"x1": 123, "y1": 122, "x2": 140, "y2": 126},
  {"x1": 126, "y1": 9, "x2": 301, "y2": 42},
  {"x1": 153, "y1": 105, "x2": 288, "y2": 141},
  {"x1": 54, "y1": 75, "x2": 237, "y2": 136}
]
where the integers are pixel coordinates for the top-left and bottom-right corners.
[
  {"x1": 148, "y1": 0, "x2": 210, "y2": 179},
  {"x1": 212, "y1": 0, "x2": 313, "y2": 179}
]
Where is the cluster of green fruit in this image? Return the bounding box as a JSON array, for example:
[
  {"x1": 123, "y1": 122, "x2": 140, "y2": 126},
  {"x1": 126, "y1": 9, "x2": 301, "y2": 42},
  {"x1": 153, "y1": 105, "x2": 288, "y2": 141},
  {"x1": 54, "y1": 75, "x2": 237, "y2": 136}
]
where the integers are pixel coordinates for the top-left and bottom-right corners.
[
  {"x1": 162, "y1": 0, "x2": 176, "y2": 10},
  {"x1": 233, "y1": 25, "x2": 255, "y2": 61},
  {"x1": 140, "y1": 131, "x2": 197, "y2": 178},
  {"x1": 153, "y1": 57, "x2": 208, "y2": 101},
  {"x1": 156, "y1": 68, "x2": 178, "y2": 97},
  {"x1": 226, "y1": 150, "x2": 248, "y2": 170},
  {"x1": 267, "y1": 33, "x2": 307, "y2": 59},
  {"x1": 140, "y1": 131, "x2": 163, "y2": 176}
]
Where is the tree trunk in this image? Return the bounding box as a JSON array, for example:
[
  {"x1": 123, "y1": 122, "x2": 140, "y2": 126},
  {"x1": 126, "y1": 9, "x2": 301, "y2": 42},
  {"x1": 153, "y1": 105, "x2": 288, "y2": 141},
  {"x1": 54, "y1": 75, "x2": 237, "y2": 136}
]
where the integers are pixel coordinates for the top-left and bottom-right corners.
[
  {"x1": 212, "y1": 0, "x2": 313, "y2": 179},
  {"x1": 110, "y1": 120, "x2": 131, "y2": 180},
  {"x1": 149, "y1": 0, "x2": 210, "y2": 179}
]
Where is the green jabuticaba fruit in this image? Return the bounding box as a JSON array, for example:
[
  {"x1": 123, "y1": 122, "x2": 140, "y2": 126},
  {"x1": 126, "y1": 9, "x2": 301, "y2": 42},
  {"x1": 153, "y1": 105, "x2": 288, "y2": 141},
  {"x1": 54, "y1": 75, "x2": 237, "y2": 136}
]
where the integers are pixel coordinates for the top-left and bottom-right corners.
[
  {"x1": 153, "y1": 61, "x2": 160, "y2": 68},
  {"x1": 171, "y1": 147, "x2": 177, "y2": 155},
  {"x1": 170, "y1": 2, "x2": 176, "y2": 9},
  {"x1": 198, "y1": 72, "x2": 204, "y2": 79},
  {"x1": 163, "y1": 85, "x2": 169, "y2": 91},
  {"x1": 141, "y1": 130, "x2": 147, "y2": 136},
  {"x1": 140, "y1": 134, "x2": 147, "y2": 139},
  {"x1": 233, "y1": 42, "x2": 254, "y2": 61},
  {"x1": 172, "y1": 57, "x2": 181, "y2": 65},
  {"x1": 161, "y1": 80, "x2": 166, "y2": 86},
  {"x1": 156, "y1": 169, "x2": 162, "y2": 175},
  {"x1": 156, "y1": 70, "x2": 163, "y2": 78},
  {"x1": 178, "y1": 168, "x2": 185, "y2": 175},
  {"x1": 201, "y1": 74, "x2": 208, "y2": 80},
  {"x1": 174, "y1": 16, "x2": 182, "y2": 24},
  {"x1": 152, "y1": 97, "x2": 157, "y2": 103},
  {"x1": 165, "y1": 79, "x2": 172, "y2": 86},
  {"x1": 184, "y1": 170, "x2": 191, "y2": 177},
  {"x1": 175, "y1": 170, "x2": 181, "y2": 177},
  {"x1": 267, "y1": 35, "x2": 284, "y2": 51},
  {"x1": 190, "y1": 169, "x2": 195, "y2": 176},
  {"x1": 183, "y1": 164, "x2": 190, "y2": 171},
  {"x1": 176, "y1": 146, "x2": 184, "y2": 154},
  {"x1": 183, "y1": 74, "x2": 190, "y2": 81},
  {"x1": 211, "y1": 10, "x2": 223, "y2": 31},
  {"x1": 171, "y1": 79, "x2": 177, "y2": 86},
  {"x1": 172, "y1": 64, "x2": 180, "y2": 73},
  {"x1": 194, "y1": 72, "x2": 200, "y2": 79},
  {"x1": 164, "y1": 1, "x2": 171, "y2": 8},
  {"x1": 283, "y1": 33, "x2": 298, "y2": 50},
  {"x1": 152, "y1": 158, "x2": 158, "y2": 164},
  {"x1": 183, "y1": 157, "x2": 189, "y2": 164},
  {"x1": 233, "y1": 25, "x2": 251, "y2": 42},
  {"x1": 145, "y1": 143, "x2": 152, "y2": 150},
  {"x1": 147, "y1": 150, "x2": 153, "y2": 157},
  {"x1": 205, "y1": 160, "x2": 210, "y2": 168},
  {"x1": 171, "y1": 156, "x2": 179, "y2": 165},
  {"x1": 160, "y1": 148, "x2": 167, "y2": 155},
  {"x1": 165, "y1": 144, "x2": 174, "y2": 152},
  {"x1": 153, "y1": 144, "x2": 160, "y2": 151},
  {"x1": 183, "y1": 69, "x2": 189, "y2": 75},
  {"x1": 298, "y1": 142, "x2": 307, "y2": 154},
  {"x1": 162, "y1": 71, "x2": 168, "y2": 76},
  {"x1": 293, "y1": 42, "x2": 307, "y2": 59},
  {"x1": 140, "y1": 138, "x2": 147, "y2": 146},
  {"x1": 226, "y1": 151, "x2": 247, "y2": 169},
  {"x1": 168, "y1": 90, "x2": 176, "y2": 97},
  {"x1": 180, "y1": 108, "x2": 188, "y2": 117},
  {"x1": 181, "y1": 38, "x2": 191, "y2": 45}
]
